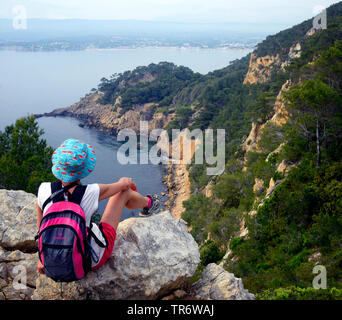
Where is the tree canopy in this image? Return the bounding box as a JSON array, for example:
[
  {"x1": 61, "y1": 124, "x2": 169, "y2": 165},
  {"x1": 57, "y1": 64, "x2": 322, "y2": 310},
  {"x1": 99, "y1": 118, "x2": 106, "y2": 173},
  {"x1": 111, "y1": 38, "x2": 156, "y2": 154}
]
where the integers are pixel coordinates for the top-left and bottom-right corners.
[{"x1": 0, "y1": 116, "x2": 55, "y2": 194}]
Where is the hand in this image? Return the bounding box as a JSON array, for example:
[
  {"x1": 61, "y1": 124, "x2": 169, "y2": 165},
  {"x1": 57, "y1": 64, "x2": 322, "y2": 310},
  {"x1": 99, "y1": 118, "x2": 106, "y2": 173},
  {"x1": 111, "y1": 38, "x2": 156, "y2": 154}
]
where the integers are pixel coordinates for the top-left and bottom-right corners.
[
  {"x1": 36, "y1": 261, "x2": 45, "y2": 275},
  {"x1": 130, "y1": 182, "x2": 137, "y2": 192},
  {"x1": 118, "y1": 177, "x2": 133, "y2": 191}
]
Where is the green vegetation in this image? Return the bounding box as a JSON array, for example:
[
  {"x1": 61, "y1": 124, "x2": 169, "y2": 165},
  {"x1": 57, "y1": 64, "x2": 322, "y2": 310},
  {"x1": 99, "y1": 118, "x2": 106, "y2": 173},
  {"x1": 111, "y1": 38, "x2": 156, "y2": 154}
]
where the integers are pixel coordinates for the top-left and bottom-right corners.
[
  {"x1": 199, "y1": 240, "x2": 225, "y2": 267},
  {"x1": 255, "y1": 3, "x2": 342, "y2": 60},
  {"x1": 256, "y1": 286, "x2": 342, "y2": 300},
  {"x1": 98, "y1": 62, "x2": 202, "y2": 109},
  {"x1": 0, "y1": 116, "x2": 55, "y2": 194},
  {"x1": 228, "y1": 161, "x2": 342, "y2": 293},
  {"x1": 181, "y1": 1, "x2": 342, "y2": 299},
  {"x1": 189, "y1": 239, "x2": 226, "y2": 285},
  {"x1": 228, "y1": 41, "x2": 342, "y2": 296},
  {"x1": 186, "y1": 56, "x2": 288, "y2": 191}
]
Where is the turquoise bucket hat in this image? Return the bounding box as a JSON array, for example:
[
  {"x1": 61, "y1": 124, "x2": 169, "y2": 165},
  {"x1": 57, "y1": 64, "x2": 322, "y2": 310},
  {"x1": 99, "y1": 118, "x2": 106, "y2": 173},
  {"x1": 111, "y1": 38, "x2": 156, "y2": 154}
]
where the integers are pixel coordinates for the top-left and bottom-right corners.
[{"x1": 51, "y1": 138, "x2": 96, "y2": 184}]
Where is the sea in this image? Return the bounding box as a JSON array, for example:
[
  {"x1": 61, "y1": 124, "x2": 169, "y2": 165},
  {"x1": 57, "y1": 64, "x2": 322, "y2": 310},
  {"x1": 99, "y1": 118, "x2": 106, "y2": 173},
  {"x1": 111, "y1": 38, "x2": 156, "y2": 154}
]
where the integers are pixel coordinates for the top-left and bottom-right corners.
[{"x1": 0, "y1": 47, "x2": 252, "y2": 220}]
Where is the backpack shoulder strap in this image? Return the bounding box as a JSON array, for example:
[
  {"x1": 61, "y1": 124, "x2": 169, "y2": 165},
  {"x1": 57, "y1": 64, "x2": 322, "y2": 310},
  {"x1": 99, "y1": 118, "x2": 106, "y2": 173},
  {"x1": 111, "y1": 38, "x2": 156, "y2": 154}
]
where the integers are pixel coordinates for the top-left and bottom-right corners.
[
  {"x1": 51, "y1": 181, "x2": 64, "y2": 203},
  {"x1": 42, "y1": 181, "x2": 79, "y2": 212},
  {"x1": 67, "y1": 185, "x2": 87, "y2": 206}
]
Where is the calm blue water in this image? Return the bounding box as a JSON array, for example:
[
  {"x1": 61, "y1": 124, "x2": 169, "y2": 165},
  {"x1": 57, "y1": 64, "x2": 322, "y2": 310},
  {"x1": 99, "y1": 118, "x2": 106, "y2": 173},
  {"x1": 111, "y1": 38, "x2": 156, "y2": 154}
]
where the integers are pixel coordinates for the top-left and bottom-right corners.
[
  {"x1": 0, "y1": 47, "x2": 251, "y2": 220},
  {"x1": 36, "y1": 116, "x2": 167, "y2": 220}
]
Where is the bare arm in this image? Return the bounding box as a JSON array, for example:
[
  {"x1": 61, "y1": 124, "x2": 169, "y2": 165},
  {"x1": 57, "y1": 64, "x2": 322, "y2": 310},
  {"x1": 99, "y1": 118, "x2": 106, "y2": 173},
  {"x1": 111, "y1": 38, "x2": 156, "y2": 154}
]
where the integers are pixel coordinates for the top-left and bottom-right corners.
[
  {"x1": 98, "y1": 177, "x2": 134, "y2": 201},
  {"x1": 37, "y1": 201, "x2": 43, "y2": 232},
  {"x1": 36, "y1": 201, "x2": 45, "y2": 274}
]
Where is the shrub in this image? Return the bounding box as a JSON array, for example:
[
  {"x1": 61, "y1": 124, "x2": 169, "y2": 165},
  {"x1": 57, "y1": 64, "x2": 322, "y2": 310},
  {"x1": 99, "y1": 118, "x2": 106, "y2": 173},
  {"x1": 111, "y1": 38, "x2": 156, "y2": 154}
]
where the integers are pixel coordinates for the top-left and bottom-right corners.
[
  {"x1": 256, "y1": 286, "x2": 342, "y2": 300},
  {"x1": 199, "y1": 240, "x2": 225, "y2": 267}
]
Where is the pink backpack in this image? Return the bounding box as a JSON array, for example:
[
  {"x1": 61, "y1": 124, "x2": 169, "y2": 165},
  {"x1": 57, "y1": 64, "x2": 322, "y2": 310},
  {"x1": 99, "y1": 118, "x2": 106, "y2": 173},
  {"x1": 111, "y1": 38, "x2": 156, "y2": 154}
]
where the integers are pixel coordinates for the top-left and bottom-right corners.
[{"x1": 36, "y1": 181, "x2": 92, "y2": 282}]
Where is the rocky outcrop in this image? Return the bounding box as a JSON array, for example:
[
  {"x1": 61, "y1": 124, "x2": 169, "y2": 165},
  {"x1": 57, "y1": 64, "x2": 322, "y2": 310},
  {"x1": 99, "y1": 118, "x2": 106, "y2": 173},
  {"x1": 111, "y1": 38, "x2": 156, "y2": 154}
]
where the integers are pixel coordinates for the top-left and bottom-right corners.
[
  {"x1": 253, "y1": 178, "x2": 265, "y2": 196},
  {"x1": 0, "y1": 189, "x2": 37, "y2": 252},
  {"x1": 269, "y1": 80, "x2": 291, "y2": 126},
  {"x1": 243, "y1": 39, "x2": 303, "y2": 85},
  {"x1": 0, "y1": 189, "x2": 202, "y2": 300},
  {"x1": 163, "y1": 133, "x2": 201, "y2": 219},
  {"x1": 243, "y1": 53, "x2": 281, "y2": 85},
  {"x1": 0, "y1": 189, "x2": 38, "y2": 300},
  {"x1": 0, "y1": 248, "x2": 37, "y2": 300},
  {"x1": 243, "y1": 80, "x2": 290, "y2": 153},
  {"x1": 164, "y1": 163, "x2": 193, "y2": 219},
  {"x1": 264, "y1": 178, "x2": 283, "y2": 200},
  {"x1": 33, "y1": 211, "x2": 200, "y2": 300},
  {"x1": 237, "y1": 79, "x2": 296, "y2": 245},
  {"x1": 202, "y1": 179, "x2": 215, "y2": 198},
  {"x1": 242, "y1": 80, "x2": 291, "y2": 171},
  {"x1": 244, "y1": 121, "x2": 267, "y2": 153},
  {"x1": 36, "y1": 92, "x2": 173, "y2": 135},
  {"x1": 266, "y1": 142, "x2": 286, "y2": 162},
  {"x1": 0, "y1": 189, "x2": 254, "y2": 300},
  {"x1": 276, "y1": 159, "x2": 297, "y2": 176},
  {"x1": 191, "y1": 263, "x2": 254, "y2": 300},
  {"x1": 262, "y1": 160, "x2": 297, "y2": 202}
]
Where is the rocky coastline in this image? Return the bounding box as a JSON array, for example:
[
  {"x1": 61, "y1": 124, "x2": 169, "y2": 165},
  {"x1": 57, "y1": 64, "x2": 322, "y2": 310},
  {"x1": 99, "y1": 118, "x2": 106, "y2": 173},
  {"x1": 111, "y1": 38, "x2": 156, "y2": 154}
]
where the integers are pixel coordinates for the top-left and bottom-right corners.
[{"x1": 35, "y1": 92, "x2": 193, "y2": 220}]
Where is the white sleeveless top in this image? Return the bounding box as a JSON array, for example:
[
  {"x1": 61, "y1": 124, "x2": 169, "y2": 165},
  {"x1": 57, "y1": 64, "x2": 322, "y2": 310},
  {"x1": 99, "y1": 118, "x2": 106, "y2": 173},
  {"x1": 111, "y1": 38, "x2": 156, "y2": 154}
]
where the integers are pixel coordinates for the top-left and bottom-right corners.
[{"x1": 37, "y1": 182, "x2": 100, "y2": 227}]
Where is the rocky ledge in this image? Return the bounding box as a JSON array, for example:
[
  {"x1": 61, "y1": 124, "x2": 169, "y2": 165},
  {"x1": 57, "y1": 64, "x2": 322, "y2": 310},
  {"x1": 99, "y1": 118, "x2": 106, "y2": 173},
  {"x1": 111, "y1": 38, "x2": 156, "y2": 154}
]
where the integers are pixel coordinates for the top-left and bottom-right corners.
[
  {"x1": 0, "y1": 189, "x2": 254, "y2": 300},
  {"x1": 34, "y1": 92, "x2": 173, "y2": 136}
]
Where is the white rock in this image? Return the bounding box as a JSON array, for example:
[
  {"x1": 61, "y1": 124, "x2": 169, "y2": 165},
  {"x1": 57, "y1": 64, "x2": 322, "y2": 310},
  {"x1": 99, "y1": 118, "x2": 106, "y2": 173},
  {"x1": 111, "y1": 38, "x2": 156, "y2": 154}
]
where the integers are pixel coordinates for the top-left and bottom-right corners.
[
  {"x1": 0, "y1": 247, "x2": 38, "y2": 300},
  {"x1": 32, "y1": 211, "x2": 200, "y2": 300},
  {"x1": 0, "y1": 189, "x2": 37, "y2": 251},
  {"x1": 191, "y1": 263, "x2": 255, "y2": 300}
]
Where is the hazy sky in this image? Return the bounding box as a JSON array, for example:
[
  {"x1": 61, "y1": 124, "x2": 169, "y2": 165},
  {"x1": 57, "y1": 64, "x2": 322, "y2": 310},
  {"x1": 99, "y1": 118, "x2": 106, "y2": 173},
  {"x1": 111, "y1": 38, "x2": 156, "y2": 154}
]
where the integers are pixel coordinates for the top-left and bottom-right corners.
[{"x1": 1, "y1": 0, "x2": 340, "y2": 26}]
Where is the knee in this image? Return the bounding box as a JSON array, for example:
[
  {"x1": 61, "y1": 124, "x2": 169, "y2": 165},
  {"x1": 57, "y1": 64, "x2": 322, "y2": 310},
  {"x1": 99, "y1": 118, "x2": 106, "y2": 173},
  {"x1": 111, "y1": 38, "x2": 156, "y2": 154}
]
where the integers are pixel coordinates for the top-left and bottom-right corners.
[{"x1": 109, "y1": 189, "x2": 131, "y2": 202}]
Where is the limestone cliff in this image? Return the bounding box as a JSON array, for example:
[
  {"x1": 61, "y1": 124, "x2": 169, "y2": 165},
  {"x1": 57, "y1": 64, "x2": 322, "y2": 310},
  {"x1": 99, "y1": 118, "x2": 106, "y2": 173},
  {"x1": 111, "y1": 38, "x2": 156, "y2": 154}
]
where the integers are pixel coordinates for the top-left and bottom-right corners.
[
  {"x1": 243, "y1": 53, "x2": 282, "y2": 85},
  {"x1": 243, "y1": 22, "x2": 321, "y2": 86},
  {"x1": 242, "y1": 79, "x2": 291, "y2": 166},
  {"x1": 243, "y1": 36, "x2": 306, "y2": 85},
  {"x1": 36, "y1": 92, "x2": 174, "y2": 135},
  {"x1": 162, "y1": 134, "x2": 201, "y2": 219},
  {"x1": 219, "y1": 79, "x2": 296, "y2": 261}
]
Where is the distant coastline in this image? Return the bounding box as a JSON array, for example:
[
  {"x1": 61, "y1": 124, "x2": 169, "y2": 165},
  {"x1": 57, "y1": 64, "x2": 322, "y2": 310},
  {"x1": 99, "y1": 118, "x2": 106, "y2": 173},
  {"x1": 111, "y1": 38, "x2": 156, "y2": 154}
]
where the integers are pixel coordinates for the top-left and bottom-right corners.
[
  {"x1": 0, "y1": 43, "x2": 257, "y2": 52},
  {"x1": 85, "y1": 45, "x2": 256, "y2": 51}
]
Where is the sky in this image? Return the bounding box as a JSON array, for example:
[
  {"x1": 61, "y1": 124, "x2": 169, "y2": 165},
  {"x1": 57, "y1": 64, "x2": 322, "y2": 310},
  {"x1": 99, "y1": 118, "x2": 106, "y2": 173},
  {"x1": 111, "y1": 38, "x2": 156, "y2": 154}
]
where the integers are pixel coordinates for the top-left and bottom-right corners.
[{"x1": 0, "y1": 0, "x2": 340, "y2": 27}]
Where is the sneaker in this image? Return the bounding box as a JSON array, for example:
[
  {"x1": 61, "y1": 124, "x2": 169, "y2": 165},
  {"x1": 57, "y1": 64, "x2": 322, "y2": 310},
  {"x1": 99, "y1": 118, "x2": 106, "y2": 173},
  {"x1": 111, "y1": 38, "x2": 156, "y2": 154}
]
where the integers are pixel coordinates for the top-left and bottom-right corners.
[{"x1": 139, "y1": 194, "x2": 160, "y2": 217}]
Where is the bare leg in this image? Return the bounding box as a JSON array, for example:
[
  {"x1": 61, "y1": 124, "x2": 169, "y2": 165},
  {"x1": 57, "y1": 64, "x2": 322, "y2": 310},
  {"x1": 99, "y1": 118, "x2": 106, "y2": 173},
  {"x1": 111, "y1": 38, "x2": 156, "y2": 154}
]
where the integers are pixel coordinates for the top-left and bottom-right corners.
[
  {"x1": 100, "y1": 189, "x2": 149, "y2": 230},
  {"x1": 125, "y1": 190, "x2": 149, "y2": 210}
]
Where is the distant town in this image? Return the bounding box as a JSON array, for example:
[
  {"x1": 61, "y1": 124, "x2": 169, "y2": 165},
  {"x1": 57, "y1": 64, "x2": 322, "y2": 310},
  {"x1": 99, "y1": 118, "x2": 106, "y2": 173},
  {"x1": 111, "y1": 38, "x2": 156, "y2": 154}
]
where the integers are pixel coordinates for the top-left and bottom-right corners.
[
  {"x1": 0, "y1": 37, "x2": 259, "y2": 51},
  {"x1": 0, "y1": 19, "x2": 265, "y2": 51}
]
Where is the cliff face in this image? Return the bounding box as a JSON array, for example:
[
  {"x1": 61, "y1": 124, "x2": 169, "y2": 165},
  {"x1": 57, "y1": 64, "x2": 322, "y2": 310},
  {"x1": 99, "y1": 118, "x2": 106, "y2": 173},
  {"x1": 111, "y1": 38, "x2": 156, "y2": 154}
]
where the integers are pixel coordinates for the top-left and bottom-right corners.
[
  {"x1": 38, "y1": 92, "x2": 174, "y2": 135},
  {"x1": 241, "y1": 79, "x2": 291, "y2": 162},
  {"x1": 233, "y1": 78, "x2": 295, "y2": 243},
  {"x1": 243, "y1": 53, "x2": 281, "y2": 85},
  {"x1": 0, "y1": 189, "x2": 253, "y2": 300},
  {"x1": 243, "y1": 39, "x2": 304, "y2": 85},
  {"x1": 243, "y1": 21, "x2": 323, "y2": 85},
  {"x1": 163, "y1": 135, "x2": 201, "y2": 219}
]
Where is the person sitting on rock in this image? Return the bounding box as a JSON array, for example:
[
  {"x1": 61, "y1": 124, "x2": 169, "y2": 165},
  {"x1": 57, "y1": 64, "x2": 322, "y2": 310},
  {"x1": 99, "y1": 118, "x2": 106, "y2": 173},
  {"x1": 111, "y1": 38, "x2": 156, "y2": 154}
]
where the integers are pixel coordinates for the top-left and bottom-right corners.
[{"x1": 35, "y1": 138, "x2": 160, "y2": 274}]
